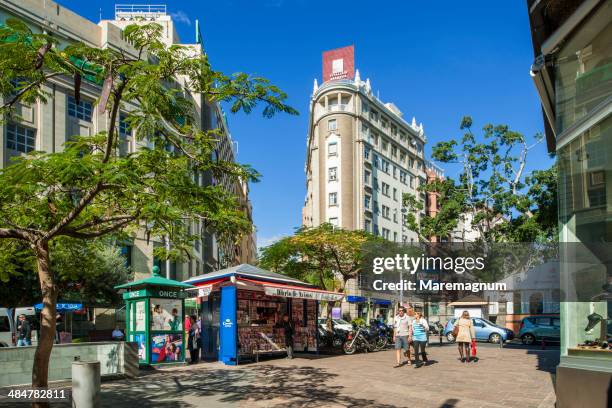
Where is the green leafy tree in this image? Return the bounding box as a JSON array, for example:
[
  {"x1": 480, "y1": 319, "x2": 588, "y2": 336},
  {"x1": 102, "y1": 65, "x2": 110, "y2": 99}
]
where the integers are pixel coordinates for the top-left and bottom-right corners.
[
  {"x1": 404, "y1": 116, "x2": 557, "y2": 244},
  {"x1": 259, "y1": 224, "x2": 382, "y2": 321},
  {"x1": 0, "y1": 19, "x2": 296, "y2": 396},
  {"x1": 0, "y1": 238, "x2": 132, "y2": 307}
]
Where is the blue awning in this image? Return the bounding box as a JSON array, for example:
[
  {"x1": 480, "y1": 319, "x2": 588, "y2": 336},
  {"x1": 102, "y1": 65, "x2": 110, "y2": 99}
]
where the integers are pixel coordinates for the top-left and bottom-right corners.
[
  {"x1": 34, "y1": 302, "x2": 83, "y2": 311},
  {"x1": 373, "y1": 299, "x2": 392, "y2": 305},
  {"x1": 346, "y1": 295, "x2": 367, "y2": 303}
]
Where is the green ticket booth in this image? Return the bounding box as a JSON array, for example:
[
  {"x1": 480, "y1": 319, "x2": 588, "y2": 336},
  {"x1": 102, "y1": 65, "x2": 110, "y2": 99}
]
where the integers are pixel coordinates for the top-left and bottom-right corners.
[{"x1": 115, "y1": 266, "x2": 195, "y2": 366}]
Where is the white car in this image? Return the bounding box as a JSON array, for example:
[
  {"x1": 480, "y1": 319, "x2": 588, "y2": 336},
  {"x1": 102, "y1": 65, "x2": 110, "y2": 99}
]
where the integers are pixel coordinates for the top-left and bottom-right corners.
[
  {"x1": 318, "y1": 318, "x2": 353, "y2": 332},
  {"x1": 0, "y1": 308, "x2": 15, "y2": 347}
]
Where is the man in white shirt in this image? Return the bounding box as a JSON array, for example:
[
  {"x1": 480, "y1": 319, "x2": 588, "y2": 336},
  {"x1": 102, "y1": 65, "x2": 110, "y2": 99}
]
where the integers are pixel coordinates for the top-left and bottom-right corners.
[{"x1": 393, "y1": 307, "x2": 411, "y2": 367}]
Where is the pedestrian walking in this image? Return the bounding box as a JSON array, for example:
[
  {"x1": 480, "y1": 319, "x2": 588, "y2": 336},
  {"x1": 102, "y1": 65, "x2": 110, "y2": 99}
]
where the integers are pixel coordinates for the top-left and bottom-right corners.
[
  {"x1": 16, "y1": 314, "x2": 31, "y2": 346},
  {"x1": 454, "y1": 311, "x2": 476, "y2": 363},
  {"x1": 411, "y1": 311, "x2": 429, "y2": 368},
  {"x1": 187, "y1": 315, "x2": 200, "y2": 363},
  {"x1": 280, "y1": 314, "x2": 294, "y2": 359},
  {"x1": 393, "y1": 307, "x2": 411, "y2": 367}
]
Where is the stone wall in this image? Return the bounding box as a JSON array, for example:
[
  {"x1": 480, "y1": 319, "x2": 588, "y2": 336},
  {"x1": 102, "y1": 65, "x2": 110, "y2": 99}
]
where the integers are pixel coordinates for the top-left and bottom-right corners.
[{"x1": 0, "y1": 341, "x2": 138, "y2": 387}]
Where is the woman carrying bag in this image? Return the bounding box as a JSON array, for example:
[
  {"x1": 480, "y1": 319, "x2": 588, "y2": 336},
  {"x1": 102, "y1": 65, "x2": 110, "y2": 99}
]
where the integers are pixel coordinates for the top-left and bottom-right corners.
[{"x1": 453, "y1": 310, "x2": 476, "y2": 363}]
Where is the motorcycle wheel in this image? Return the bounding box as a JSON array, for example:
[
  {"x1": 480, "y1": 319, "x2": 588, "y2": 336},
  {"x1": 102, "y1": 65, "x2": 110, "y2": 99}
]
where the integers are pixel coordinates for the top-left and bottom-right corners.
[
  {"x1": 343, "y1": 341, "x2": 357, "y2": 355},
  {"x1": 333, "y1": 337, "x2": 343, "y2": 348},
  {"x1": 375, "y1": 337, "x2": 387, "y2": 351}
]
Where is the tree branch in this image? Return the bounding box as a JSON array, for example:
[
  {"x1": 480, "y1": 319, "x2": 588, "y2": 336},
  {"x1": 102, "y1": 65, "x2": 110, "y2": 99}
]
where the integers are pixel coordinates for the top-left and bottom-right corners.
[{"x1": 61, "y1": 218, "x2": 134, "y2": 239}]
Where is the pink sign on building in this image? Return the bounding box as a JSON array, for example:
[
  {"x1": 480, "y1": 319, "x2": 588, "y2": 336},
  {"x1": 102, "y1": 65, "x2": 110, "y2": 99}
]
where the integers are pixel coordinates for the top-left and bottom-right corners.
[{"x1": 322, "y1": 45, "x2": 355, "y2": 82}]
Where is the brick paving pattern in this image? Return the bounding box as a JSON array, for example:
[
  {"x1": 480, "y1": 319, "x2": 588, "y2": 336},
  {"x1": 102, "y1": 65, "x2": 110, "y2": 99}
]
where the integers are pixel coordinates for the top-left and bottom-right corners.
[{"x1": 0, "y1": 344, "x2": 559, "y2": 407}]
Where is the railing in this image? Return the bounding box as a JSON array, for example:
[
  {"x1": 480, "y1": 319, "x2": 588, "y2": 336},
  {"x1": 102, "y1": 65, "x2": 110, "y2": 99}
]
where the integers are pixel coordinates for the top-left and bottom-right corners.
[
  {"x1": 327, "y1": 104, "x2": 349, "y2": 112},
  {"x1": 115, "y1": 4, "x2": 167, "y2": 19}
]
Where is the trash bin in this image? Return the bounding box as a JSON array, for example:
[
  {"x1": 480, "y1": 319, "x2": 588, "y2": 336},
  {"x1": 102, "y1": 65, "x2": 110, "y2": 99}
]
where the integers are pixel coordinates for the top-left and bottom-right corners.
[{"x1": 72, "y1": 360, "x2": 100, "y2": 408}]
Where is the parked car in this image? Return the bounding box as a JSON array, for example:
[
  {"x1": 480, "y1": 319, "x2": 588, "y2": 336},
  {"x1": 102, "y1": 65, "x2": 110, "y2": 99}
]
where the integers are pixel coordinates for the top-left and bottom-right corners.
[
  {"x1": 519, "y1": 316, "x2": 560, "y2": 345},
  {"x1": 318, "y1": 318, "x2": 353, "y2": 332},
  {"x1": 0, "y1": 308, "x2": 15, "y2": 347},
  {"x1": 444, "y1": 317, "x2": 514, "y2": 344}
]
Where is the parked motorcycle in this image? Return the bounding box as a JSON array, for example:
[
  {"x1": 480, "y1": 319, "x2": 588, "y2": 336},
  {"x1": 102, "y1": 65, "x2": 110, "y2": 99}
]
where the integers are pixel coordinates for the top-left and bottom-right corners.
[
  {"x1": 343, "y1": 325, "x2": 379, "y2": 354},
  {"x1": 370, "y1": 319, "x2": 393, "y2": 350},
  {"x1": 318, "y1": 323, "x2": 348, "y2": 349}
]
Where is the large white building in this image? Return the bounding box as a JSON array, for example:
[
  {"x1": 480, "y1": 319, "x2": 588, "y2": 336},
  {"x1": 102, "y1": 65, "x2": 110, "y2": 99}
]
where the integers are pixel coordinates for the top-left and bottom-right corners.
[
  {"x1": 302, "y1": 46, "x2": 427, "y2": 319},
  {"x1": 302, "y1": 46, "x2": 427, "y2": 243}
]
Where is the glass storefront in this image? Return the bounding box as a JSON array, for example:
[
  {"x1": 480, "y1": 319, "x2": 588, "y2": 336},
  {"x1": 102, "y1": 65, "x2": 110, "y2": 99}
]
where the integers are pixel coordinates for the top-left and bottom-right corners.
[
  {"x1": 553, "y1": 4, "x2": 612, "y2": 134},
  {"x1": 555, "y1": 3, "x2": 612, "y2": 373},
  {"x1": 557, "y1": 97, "x2": 611, "y2": 366}
]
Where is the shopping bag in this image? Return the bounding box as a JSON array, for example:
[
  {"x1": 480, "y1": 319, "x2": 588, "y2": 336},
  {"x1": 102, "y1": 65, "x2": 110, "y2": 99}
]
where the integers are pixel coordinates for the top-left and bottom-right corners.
[{"x1": 471, "y1": 339, "x2": 477, "y2": 357}]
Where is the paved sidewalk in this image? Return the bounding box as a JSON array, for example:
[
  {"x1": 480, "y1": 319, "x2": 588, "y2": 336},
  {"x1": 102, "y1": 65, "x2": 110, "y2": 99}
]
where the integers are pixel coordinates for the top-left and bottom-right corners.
[{"x1": 2, "y1": 344, "x2": 559, "y2": 408}]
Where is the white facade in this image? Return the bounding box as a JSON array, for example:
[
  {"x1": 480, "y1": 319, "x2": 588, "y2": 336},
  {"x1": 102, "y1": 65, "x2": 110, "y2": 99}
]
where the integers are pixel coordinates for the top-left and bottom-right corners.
[{"x1": 303, "y1": 72, "x2": 427, "y2": 244}]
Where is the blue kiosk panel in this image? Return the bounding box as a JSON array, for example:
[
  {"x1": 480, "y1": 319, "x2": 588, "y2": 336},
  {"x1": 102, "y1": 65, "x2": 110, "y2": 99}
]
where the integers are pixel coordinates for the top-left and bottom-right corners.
[{"x1": 219, "y1": 286, "x2": 237, "y2": 365}]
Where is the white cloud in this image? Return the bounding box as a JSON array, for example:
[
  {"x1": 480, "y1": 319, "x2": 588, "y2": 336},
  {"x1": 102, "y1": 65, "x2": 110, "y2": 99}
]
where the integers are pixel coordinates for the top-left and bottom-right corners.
[
  {"x1": 170, "y1": 10, "x2": 191, "y2": 26},
  {"x1": 257, "y1": 234, "x2": 287, "y2": 251}
]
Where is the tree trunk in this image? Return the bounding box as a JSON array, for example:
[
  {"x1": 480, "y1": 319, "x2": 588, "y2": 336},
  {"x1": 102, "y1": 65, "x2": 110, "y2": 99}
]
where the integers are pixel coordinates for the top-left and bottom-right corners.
[{"x1": 32, "y1": 240, "x2": 57, "y2": 408}]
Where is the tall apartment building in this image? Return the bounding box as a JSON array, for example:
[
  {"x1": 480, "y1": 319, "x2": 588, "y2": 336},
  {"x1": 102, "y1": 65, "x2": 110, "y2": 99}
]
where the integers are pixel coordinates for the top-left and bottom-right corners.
[
  {"x1": 0, "y1": 2, "x2": 256, "y2": 287},
  {"x1": 303, "y1": 46, "x2": 427, "y2": 242},
  {"x1": 527, "y1": 1, "x2": 611, "y2": 406},
  {"x1": 302, "y1": 46, "x2": 427, "y2": 319}
]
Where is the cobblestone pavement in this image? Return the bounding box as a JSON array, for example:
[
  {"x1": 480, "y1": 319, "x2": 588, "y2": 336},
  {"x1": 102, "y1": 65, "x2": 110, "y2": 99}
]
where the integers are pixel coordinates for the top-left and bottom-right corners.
[{"x1": 1, "y1": 344, "x2": 559, "y2": 408}]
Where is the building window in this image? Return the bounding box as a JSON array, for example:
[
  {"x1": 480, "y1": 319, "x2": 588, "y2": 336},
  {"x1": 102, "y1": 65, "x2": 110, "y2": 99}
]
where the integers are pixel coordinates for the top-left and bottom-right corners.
[
  {"x1": 393, "y1": 231, "x2": 398, "y2": 242},
  {"x1": 382, "y1": 140, "x2": 388, "y2": 151},
  {"x1": 365, "y1": 195, "x2": 371, "y2": 209},
  {"x1": 328, "y1": 167, "x2": 338, "y2": 181},
  {"x1": 382, "y1": 182, "x2": 390, "y2": 196},
  {"x1": 400, "y1": 171, "x2": 407, "y2": 184},
  {"x1": 392, "y1": 145, "x2": 397, "y2": 157},
  {"x1": 370, "y1": 110, "x2": 378, "y2": 122},
  {"x1": 364, "y1": 146, "x2": 371, "y2": 160},
  {"x1": 6, "y1": 122, "x2": 36, "y2": 153},
  {"x1": 393, "y1": 188, "x2": 398, "y2": 201},
  {"x1": 382, "y1": 205, "x2": 390, "y2": 219},
  {"x1": 328, "y1": 119, "x2": 337, "y2": 131},
  {"x1": 361, "y1": 101, "x2": 369, "y2": 113},
  {"x1": 364, "y1": 170, "x2": 371, "y2": 184},
  {"x1": 329, "y1": 192, "x2": 338, "y2": 206},
  {"x1": 329, "y1": 217, "x2": 338, "y2": 226},
  {"x1": 364, "y1": 219, "x2": 371, "y2": 232},
  {"x1": 373, "y1": 154, "x2": 379, "y2": 168},
  {"x1": 373, "y1": 177, "x2": 379, "y2": 190},
  {"x1": 67, "y1": 96, "x2": 93, "y2": 122},
  {"x1": 361, "y1": 123, "x2": 369, "y2": 136},
  {"x1": 382, "y1": 228, "x2": 390, "y2": 240},
  {"x1": 119, "y1": 113, "x2": 131, "y2": 137},
  {"x1": 409, "y1": 176, "x2": 415, "y2": 189},
  {"x1": 328, "y1": 141, "x2": 338, "y2": 156}
]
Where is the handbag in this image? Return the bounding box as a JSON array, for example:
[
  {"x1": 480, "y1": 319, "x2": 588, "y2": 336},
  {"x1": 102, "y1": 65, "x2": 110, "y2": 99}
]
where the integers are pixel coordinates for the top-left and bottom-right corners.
[{"x1": 452, "y1": 323, "x2": 459, "y2": 338}]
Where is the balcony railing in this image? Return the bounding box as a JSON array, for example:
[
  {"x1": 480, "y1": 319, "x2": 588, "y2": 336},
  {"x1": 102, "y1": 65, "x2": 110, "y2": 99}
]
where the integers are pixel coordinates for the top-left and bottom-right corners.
[{"x1": 327, "y1": 104, "x2": 349, "y2": 112}]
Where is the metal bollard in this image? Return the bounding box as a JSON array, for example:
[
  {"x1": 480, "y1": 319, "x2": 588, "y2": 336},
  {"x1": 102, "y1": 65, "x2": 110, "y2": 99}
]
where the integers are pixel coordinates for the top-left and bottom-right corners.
[{"x1": 72, "y1": 360, "x2": 100, "y2": 408}]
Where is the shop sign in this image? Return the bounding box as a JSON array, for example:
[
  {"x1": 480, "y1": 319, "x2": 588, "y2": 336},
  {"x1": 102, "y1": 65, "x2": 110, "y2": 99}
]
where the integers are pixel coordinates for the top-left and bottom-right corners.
[
  {"x1": 222, "y1": 318, "x2": 233, "y2": 328},
  {"x1": 264, "y1": 286, "x2": 344, "y2": 302},
  {"x1": 124, "y1": 289, "x2": 148, "y2": 299}
]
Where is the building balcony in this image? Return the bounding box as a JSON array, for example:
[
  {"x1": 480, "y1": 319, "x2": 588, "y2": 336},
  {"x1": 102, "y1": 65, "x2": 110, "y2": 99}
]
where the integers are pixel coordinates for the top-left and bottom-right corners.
[{"x1": 327, "y1": 104, "x2": 350, "y2": 112}]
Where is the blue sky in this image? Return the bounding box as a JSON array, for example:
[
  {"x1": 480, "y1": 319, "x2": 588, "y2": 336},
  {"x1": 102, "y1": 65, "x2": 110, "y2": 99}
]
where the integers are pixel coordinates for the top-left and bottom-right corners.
[{"x1": 57, "y1": 0, "x2": 552, "y2": 248}]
